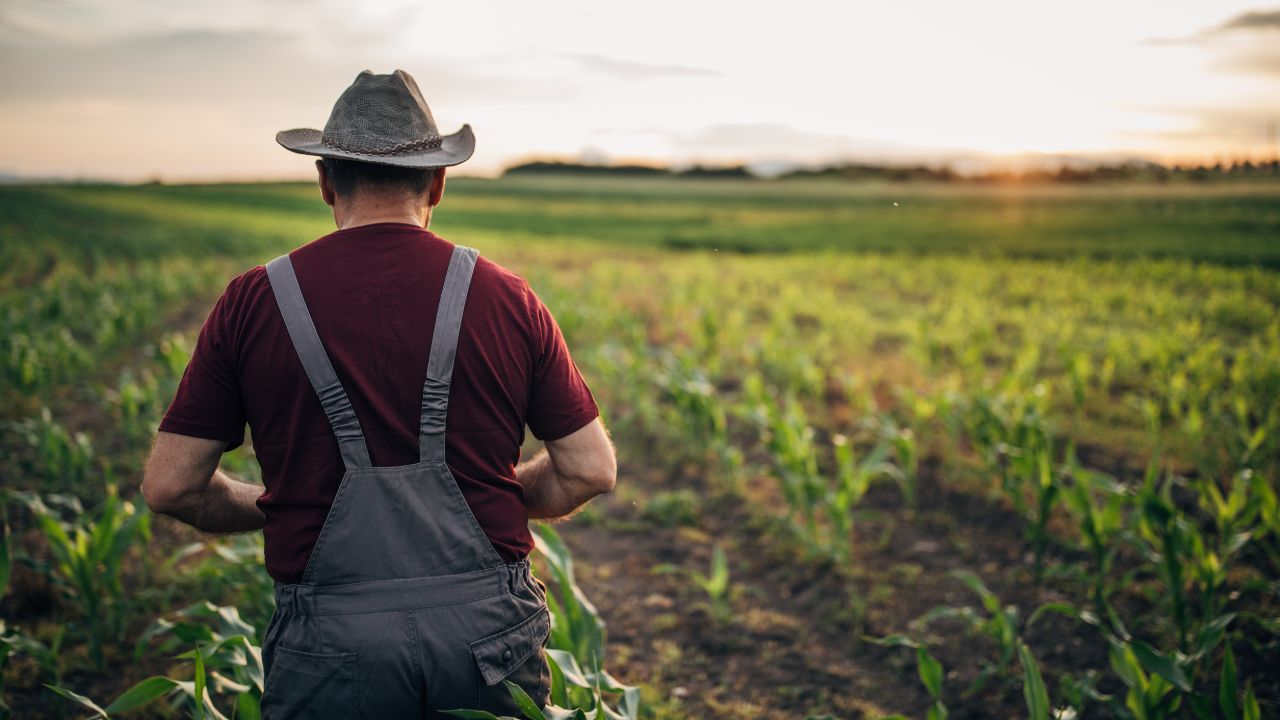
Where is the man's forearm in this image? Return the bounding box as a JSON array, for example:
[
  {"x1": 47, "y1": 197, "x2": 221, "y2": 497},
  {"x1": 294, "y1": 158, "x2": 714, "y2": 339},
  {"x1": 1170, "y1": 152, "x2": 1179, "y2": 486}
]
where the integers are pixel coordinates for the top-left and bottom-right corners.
[
  {"x1": 156, "y1": 469, "x2": 265, "y2": 533},
  {"x1": 518, "y1": 450, "x2": 600, "y2": 520}
]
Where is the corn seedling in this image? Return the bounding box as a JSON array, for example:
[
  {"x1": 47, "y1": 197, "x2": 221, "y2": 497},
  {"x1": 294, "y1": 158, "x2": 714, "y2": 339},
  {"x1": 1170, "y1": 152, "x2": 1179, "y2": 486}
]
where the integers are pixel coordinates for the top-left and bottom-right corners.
[
  {"x1": 531, "y1": 523, "x2": 607, "y2": 672},
  {"x1": 11, "y1": 485, "x2": 150, "y2": 670},
  {"x1": 828, "y1": 435, "x2": 900, "y2": 563},
  {"x1": 917, "y1": 570, "x2": 1021, "y2": 698},
  {"x1": 867, "y1": 634, "x2": 948, "y2": 720},
  {"x1": 655, "y1": 545, "x2": 734, "y2": 625},
  {"x1": 9, "y1": 408, "x2": 96, "y2": 492}
]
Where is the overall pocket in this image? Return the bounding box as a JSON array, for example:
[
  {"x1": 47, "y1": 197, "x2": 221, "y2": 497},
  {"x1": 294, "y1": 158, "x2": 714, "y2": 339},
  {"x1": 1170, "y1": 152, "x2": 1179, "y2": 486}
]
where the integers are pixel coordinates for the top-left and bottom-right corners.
[
  {"x1": 470, "y1": 606, "x2": 551, "y2": 709},
  {"x1": 261, "y1": 645, "x2": 358, "y2": 720}
]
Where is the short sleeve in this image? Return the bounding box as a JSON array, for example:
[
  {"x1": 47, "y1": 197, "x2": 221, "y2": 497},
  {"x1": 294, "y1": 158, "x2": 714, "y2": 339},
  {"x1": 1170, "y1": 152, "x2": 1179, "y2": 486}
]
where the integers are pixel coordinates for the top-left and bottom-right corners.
[
  {"x1": 157, "y1": 277, "x2": 248, "y2": 451},
  {"x1": 525, "y1": 287, "x2": 599, "y2": 442}
]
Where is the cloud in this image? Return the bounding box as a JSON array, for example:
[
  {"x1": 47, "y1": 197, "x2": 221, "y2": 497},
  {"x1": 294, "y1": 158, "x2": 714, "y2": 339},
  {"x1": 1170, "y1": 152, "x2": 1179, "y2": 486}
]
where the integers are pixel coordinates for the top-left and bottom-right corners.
[
  {"x1": 1141, "y1": 7, "x2": 1280, "y2": 78},
  {"x1": 1143, "y1": 7, "x2": 1280, "y2": 44},
  {"x1": 1215, "y1": 9, "x2": 1280, "y2": 33},
  {"x1": 0, "y1": 28, "x2": 308, "y2": 103},
  {"x1": 564, "y1": 53, "x2": 722, "y2": 81}
]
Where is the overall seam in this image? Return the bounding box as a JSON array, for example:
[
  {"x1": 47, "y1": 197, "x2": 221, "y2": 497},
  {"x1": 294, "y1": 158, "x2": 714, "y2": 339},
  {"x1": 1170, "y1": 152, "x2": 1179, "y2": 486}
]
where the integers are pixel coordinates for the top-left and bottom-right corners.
[{"x1": 298, "y1": 469, "x2": 355, "y2": 585}]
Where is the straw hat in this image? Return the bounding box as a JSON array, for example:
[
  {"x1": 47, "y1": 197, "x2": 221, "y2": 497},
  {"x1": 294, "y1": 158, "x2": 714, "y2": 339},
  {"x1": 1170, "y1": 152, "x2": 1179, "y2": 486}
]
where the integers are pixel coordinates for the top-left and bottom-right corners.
[{"x1": 276, "y1": 69, "x2": 474, "y2": 169}]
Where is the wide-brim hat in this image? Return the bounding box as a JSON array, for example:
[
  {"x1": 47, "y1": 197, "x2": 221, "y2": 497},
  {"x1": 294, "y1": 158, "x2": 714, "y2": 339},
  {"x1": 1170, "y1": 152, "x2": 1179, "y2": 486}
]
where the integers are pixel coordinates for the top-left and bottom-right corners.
[{"x1": 277, "y1": 69, "x2": 474, "y2": 169}]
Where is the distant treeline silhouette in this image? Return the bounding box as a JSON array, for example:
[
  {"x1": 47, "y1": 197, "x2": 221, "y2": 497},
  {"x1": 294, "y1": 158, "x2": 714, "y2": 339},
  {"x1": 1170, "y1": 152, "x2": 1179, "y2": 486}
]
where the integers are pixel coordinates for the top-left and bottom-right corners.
[
  {"x1": 505, "y1": 161, "x2": 750, "y2": 179},
  {"x1": 504, "y1": 159, "x2": 1280, "y2": 183}
]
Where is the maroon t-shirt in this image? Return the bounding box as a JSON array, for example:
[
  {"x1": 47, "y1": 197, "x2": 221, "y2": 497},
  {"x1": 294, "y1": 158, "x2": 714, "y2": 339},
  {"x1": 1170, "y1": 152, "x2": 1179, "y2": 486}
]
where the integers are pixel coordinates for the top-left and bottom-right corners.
[{"x1": 159, "y1": 223, "x2": 599, "y2": 583}]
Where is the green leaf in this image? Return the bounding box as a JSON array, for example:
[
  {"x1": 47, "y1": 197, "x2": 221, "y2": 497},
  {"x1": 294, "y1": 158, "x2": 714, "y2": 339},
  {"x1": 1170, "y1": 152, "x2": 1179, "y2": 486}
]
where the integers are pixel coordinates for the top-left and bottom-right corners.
[
  {"x1": 235, "y1": 692, "x2": 262, "y2": 720},
  {"x1": 1194, "y1": 613, "x2": 1235, "y2": 660},
  {"x1": 193, "y1": 642, "x2": 207, "y2": 720},
  {"x1": 1027, "y1": 602, "x2": 1099, "y2": 629},
  {"x1": 916, "y1": 646, "x2": 944, "y2": 699},
  {"x1": 1242, "y1": 682, "x2": 1260, "y2": 720},
  {"x1": 103, "y1": 676, "x2": 182, "y2": 714},
  {"x1": 1220, "y1": 643, "x2": 1239, "y2": 720},
  {"x1": 949, "y1": 570, "x2": 999, "y2": 616},
  {"x1": 547, "y1": 649, "x2": 590, "y2": 688},
  {"x1": 1018, "y1": 642, "x2": 1050, "y2": 720},
  {"x1": 45, "y1": 684, "x2": 110, "y2": 718},
  {"x1": 866, "y1": 634, "x2": 920, "y2": 649},
  {"x1": 502, "y1": 680, "x2": 547, "y2": 720},
  {"x1": 1131, "y1": 640, "x2": 1191, "y2": 693}
]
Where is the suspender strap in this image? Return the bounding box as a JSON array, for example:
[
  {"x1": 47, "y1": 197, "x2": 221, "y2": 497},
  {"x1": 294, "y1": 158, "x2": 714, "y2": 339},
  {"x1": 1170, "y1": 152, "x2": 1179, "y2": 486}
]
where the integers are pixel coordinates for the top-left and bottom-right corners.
[
  {"x1": 419, "y1": 246, "x2": 479, "y2": 462},
  {"x1": 266, "y1": 254, "x2": 373, "y2": 470}
]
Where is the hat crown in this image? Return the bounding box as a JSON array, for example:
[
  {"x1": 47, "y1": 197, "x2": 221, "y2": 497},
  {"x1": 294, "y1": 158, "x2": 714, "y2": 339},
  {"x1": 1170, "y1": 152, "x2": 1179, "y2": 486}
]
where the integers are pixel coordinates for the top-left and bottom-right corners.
[{"x1": 321, "y1": 70, "x2": 441, "y2": 155}]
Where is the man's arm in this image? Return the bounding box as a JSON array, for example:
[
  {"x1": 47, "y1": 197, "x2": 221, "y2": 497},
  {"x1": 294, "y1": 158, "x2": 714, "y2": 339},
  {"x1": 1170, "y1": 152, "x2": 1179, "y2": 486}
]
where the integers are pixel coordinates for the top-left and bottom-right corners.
[
  {"x1": 518, "y1": 418, "x2": 616, "y2": 520},
  {"x1": 142, "y1": 431, "x2": 266, "y2": 533}
]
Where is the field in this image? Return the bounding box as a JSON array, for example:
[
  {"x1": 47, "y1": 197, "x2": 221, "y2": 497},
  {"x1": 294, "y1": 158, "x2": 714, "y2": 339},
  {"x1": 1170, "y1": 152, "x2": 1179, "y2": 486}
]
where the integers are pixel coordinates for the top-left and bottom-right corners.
[{"x1": 1, "y1": 176, "x2": 1278, "y2": 719}]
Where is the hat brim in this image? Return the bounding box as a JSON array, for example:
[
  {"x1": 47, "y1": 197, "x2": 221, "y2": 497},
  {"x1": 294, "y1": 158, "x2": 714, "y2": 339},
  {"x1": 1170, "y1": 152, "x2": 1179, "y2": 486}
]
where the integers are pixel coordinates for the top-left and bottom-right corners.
[{"x1": 275, "y1": 124, "x2": 475, "y2": 169}]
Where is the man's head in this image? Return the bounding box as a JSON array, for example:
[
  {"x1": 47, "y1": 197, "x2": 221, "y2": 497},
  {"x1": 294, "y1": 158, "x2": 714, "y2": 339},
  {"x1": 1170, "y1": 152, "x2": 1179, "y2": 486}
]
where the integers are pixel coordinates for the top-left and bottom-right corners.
[
  {"x1": 275, "y1": 69, "x2": 474, "y2": 228},
  {"x1": 315, "y1": 157, "x2": 446, "y2": 228}
]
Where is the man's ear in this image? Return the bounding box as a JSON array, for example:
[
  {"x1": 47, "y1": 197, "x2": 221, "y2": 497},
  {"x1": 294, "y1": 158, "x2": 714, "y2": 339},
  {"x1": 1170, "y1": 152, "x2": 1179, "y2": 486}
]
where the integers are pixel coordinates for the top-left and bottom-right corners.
[
  {"x1": 316, "y1": 159, "x2": 337, "y2": 207},
  {"x1": 427, "y1": 167, "x2": 447, "y2": 208}
]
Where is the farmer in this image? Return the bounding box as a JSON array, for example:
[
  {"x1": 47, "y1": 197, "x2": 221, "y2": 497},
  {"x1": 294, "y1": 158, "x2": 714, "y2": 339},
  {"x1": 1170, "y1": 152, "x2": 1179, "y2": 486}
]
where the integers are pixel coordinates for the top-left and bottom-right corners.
[{"x1": 141, "y1": 69, "x2": 616, "y2": 718}]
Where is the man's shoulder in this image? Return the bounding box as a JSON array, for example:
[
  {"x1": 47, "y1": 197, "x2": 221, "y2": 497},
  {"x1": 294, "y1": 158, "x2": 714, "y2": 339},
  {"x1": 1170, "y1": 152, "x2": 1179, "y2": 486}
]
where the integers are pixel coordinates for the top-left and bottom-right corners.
[
  {"x1": 224, "y1": 263, "x2": 272, "y2": 302},
  {"x1": 471, "y1": 252, "x2": 534, "y2": 300}
]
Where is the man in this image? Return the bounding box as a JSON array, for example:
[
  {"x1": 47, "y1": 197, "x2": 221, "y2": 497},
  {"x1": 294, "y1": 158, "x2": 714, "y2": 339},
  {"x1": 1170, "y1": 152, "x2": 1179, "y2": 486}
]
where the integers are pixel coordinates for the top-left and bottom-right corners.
[{"x1": 142, "y1": 69, "x2": 616, "y2": 718}]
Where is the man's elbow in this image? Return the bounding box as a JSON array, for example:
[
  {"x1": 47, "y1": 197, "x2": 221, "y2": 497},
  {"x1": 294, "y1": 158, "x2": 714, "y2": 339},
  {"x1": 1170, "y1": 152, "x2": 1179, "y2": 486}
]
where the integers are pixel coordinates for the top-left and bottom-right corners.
[
  {"x1": 141, "y1": 463, "x2": 188, "y2": 516},
  {"x1": 141, "y1": 473, "x2": 176, "y2": 515},
  {"x1": 588, "y1": 453, "x2": 617, "y2": 495}
]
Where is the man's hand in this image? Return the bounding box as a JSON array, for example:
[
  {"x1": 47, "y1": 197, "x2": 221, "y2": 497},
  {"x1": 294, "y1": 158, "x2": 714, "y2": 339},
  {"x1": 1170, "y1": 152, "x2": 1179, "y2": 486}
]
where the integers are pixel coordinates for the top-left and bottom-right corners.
[
  {"x1": 518, "y1": 418, "x2": 616, "y2": 520},
  {"x1": 142, "y1": 432, "x2": 266, "y2": 533}
]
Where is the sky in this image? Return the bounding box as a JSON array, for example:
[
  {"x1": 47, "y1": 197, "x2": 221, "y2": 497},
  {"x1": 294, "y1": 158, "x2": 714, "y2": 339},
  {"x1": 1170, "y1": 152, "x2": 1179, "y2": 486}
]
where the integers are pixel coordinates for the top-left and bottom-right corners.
[{"x1": 1, "y1": 0, "x2": 1278, "y2": 180}]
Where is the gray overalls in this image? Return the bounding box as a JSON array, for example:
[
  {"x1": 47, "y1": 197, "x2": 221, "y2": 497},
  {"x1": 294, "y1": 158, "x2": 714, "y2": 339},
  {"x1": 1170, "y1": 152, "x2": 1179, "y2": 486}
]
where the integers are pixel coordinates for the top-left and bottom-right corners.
[{"x1": 259, "y1": 245, "x2": 551, "y2": 719}]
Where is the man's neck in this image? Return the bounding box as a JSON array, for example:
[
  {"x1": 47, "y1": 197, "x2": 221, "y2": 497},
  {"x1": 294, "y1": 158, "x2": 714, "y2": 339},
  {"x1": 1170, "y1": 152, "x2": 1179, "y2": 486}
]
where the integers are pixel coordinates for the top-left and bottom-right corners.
[{"x1": 333, "y1": 198, "x2": 432, "y2": 231}]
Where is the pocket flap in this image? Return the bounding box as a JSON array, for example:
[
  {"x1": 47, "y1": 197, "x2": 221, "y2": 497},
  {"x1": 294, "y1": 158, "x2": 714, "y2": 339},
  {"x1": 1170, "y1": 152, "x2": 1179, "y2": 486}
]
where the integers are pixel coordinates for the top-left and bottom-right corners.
[{"x1": 469, "y1": 607, "x2": 551, "y2": 686}]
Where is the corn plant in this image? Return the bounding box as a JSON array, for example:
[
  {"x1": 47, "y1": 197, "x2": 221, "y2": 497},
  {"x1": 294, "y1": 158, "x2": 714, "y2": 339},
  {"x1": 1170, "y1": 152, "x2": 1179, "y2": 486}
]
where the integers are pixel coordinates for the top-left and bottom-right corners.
[
  {"x1": 658, "y1": 352, "x2": 741, "y2": 485},
  {"x1": 745, "y1": 379, "x2": 825, "y2": 552},
  {"x1": 870, "y1": 415, "x2": 919, "y2": 512},
  {"x1": 48, "y1": 601, "x2": 264, "y2": 720},
  {"x1": 528, "y1": 523, "x2": 639, "y2": 718},
  {"x1": 917, "y1": 570, "x2": 1021, "y2": 698},
  {"x1": 867, "y1": 634, "x2": 948, "y2": 720},
  {"x1": 8, "y1": 408, "x2": 96, "y2": 492},
  {"x1": 828, "y1": 435, "x2": 900, "y2": 563},
  {"x1": 1060, "y1": 456, "x2": 1129, "y2": 619},
  {"x1": 956, "y1": 390, "x2": 1062, "y2": 580},
  {"x1": 11, "y1": 485, "x2": 150, "y2": 670},
  {"x1": 48, "y1": 640, "x2": 230, "y2": 720},
  {"x1": 655, "y1": 545, "x2": 733, "y2": 625},
  {"x1": 907, "y1": 572, "x2": 1064, "y2": 718}
]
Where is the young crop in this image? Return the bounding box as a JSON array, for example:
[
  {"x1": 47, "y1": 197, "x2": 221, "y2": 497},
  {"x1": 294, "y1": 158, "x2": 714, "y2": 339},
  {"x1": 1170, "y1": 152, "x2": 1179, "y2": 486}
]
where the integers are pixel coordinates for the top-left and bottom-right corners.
[
  {"x1": 658, "y1": 351, "x2": 742, "y2": 485},
  {"x1": 867, "y1": 634, "x2": 949, "y2": 720},
  {"x1": 917, "y1": 570, "x2": 1022, "y2": 698},
  {"x1": 828, "y1": 434, "x2": 900, "y2": 564},
  {"x1": 11, "y1": 485, "x2": 150, "y2": 670},
  {"x1": 655, "y1": 545, "x2": 734, "y2": 625},
  {"x1": 8, "y1": 408, "x2": 96, "y2": 493},
  {"x1": 1059, "y1": 457, "x2": 1129, "y2": 619}
]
